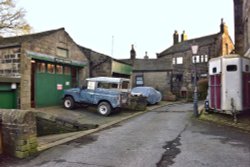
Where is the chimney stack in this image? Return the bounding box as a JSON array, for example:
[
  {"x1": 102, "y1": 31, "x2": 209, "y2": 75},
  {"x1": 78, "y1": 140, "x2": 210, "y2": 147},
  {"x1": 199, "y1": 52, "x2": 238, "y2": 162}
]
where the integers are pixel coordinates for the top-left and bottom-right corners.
[
  {"x1": 130, "y1": 44, "x2": 136, "y2": 60},
  {"x1": 173, "y1": 30, "x2": 179, "y2": 45},
  {"x1": 144, "y1": 51, "x2": 149, "y2": 59},
  {"x1": 220, "y1": 18, "x2": 228, "y2": 34},
  {"x1": 181, "y1": 30, "x2": 188, "y2": 42}
]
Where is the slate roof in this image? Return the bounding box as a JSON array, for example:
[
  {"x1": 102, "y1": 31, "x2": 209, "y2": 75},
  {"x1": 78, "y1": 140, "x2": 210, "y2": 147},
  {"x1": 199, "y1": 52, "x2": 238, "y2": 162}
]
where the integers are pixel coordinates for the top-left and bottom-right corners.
[
  {"x1": 158, "y1": 33, "x2": 222, "y2": 57},
  {"x1": 78, "y1": 45, "x2": 109, "y2": 61},
  {"x1": 0, "y1": 28, "x2": 65, "y2": 46},
  {"x1": 78, "y1": 45, "x2": 131, "y2": 66},
  {"x1": 120, "y1": 59, "x2": 172, "y2": 72}
]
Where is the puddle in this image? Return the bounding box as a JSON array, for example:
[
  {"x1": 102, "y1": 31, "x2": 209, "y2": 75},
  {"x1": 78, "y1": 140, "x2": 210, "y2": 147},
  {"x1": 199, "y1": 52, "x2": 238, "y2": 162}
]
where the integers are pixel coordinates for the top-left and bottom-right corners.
[{"x1": 157, "y1": 134, "x2": 182, "y2": 167}]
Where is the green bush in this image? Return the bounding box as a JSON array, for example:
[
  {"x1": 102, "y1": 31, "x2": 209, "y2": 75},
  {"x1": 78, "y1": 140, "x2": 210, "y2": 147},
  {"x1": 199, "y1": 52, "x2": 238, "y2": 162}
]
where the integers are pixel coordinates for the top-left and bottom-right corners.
[{"x1": 198, "y1": 78, "x2": 208, "y2": 100}]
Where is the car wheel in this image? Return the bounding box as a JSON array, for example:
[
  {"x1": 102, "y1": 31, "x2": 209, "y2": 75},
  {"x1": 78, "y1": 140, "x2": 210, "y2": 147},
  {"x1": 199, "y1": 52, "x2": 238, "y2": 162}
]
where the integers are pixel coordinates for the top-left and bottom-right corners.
[
  {"x1": 64, "y1": 96, "x2": 75, "y2": 109},
  {"x1": 98, "y1": 102, "x2": 112, "y2": 116}
]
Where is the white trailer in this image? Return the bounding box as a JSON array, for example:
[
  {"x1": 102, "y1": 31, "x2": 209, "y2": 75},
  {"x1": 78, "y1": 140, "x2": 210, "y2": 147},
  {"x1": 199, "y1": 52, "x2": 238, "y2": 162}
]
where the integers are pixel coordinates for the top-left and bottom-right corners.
[{"x1": 206, "y1": 54, "x2": 250, "y2": 117}]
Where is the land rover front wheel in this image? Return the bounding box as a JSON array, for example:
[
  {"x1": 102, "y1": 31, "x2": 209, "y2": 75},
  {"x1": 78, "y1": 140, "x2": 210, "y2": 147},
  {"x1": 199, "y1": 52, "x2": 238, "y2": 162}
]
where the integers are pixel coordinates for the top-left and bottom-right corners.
[
  {"x1": 98, "y1": 102, "x2": 112, "y2": 116},
  {"x1": 64, "y1": 96, "x2": 75, "y2": 109}
]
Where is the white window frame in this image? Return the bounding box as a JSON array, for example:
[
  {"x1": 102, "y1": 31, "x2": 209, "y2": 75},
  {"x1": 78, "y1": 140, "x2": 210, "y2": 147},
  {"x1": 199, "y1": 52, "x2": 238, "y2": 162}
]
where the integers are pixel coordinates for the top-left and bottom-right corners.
[
  {"x1": 57, "y1": 47, "x2": 69, "y2": 58},
  {"x1": 192, "y1": 55, "x2": 200, "y2": 63},
  {"x1": 135, "y1": 76, "x2": 144, "y2": 86},
  {"x1": 200, "y1": 55, "x2": 204, "y2": 62},
  {"x1": 204, "y1": 55, "x2": 208, "y2": 62},
  {"x1": 176, "y1": 57, "x2": 183, "y2": 64}
]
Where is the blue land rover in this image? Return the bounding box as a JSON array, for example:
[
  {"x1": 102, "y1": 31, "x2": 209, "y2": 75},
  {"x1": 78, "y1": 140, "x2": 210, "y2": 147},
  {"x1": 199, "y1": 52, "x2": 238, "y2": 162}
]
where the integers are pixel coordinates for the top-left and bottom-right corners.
[{"x1": 62, "y1": 77, "x2": 130, "y2": 116}]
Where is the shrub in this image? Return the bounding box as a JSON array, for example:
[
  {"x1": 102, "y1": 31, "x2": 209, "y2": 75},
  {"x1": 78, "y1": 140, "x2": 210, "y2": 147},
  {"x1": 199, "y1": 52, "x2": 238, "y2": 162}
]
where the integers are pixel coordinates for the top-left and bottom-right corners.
[{"x1": 198, "y1": 78, "x2": 208, "y2": 100}]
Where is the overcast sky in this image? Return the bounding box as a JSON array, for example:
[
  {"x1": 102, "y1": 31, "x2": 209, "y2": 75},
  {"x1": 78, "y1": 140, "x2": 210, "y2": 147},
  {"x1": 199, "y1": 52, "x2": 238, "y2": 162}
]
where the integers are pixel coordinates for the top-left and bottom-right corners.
[{"x1": 17, "y1": 0, "x2": 234, "y2": 59}]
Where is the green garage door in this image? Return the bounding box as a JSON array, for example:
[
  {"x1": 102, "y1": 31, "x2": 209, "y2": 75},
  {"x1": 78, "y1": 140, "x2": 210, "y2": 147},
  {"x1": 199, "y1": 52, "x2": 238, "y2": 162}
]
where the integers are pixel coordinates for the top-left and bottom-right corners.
[
  {"x1": 35, "y1": 63, "x2": 72, "y2": 108},
  {"x1": 0, "y1": 84, "x2": 17, "y2": 109}
]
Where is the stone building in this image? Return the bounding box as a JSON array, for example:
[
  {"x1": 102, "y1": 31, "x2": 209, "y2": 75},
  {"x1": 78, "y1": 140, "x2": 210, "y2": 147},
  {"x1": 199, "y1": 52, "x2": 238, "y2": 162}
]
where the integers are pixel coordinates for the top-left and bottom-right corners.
[
  {"x1": 121, "y1": 46, "x2": 172, "y2": 100},
  {"x1": 157, "y1": 20, "x2": 234, "y2": 97},
  {"x1": 234, "y1": 0, "x2": 250, "y2": 56},
  {"x1": 79, "y1": 46, "x2": 132, "y2": 79},
  {"x1": 0, "y1": 28, "x2": 88, "y2": 109}
]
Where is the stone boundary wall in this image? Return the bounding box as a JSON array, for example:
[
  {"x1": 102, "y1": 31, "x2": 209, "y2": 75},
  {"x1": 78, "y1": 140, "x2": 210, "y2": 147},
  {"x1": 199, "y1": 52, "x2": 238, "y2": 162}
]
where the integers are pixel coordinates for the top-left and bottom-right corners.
[
  {"x1": 35, "y1": 111, "x2": 98, "y2": 136},
  {"x1": 0, "y1": 109, "x2": 37, "y2": 158}
]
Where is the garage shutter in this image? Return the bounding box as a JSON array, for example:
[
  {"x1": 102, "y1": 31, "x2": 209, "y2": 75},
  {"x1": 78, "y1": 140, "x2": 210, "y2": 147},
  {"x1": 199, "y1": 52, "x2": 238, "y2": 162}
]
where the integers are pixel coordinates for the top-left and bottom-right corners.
[
  {"x1": 0, "y1": 84, "x2": 17, "y2": 109},
  {"x1": 35, "y1": 71, "x2": 71, "y2": 108}
]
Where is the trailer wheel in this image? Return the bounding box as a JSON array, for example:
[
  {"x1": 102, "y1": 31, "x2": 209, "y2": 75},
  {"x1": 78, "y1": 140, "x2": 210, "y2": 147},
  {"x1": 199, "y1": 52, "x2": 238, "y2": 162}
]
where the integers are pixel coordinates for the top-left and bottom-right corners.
[{"x1": 204, "y1": 100, "x2": 212, "y2": 113}]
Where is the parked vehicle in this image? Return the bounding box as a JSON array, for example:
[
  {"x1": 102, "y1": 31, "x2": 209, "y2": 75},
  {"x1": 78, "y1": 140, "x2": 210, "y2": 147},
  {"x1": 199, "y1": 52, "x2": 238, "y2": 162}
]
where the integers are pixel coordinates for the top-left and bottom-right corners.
[
  {"x1": 62, "y1": 77, "x2": 130, "y2": 116},
  {"x1": 205, "y1": 54, "x2": 250, "y2": 116},
  {"x1": 131, "y1": 86, "x2": 162, "y2": 105}
]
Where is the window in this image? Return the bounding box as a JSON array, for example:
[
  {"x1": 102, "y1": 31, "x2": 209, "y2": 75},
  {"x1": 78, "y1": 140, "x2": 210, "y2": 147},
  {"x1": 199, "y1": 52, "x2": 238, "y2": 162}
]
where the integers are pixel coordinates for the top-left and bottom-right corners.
[
  {"x1": 111, "y1": 83, "x2": 118, "y2": 89},
  {"x1": 122, "y1": 81, "x2": 129, "y2": 89},
  {"x1": 57, "y1": 47, "x2": 69, "y2": 58},
  {"x1": 56, "y1": 65, "x2": 63, "y2": 74},
  {"x1": 172, "y1": 57, "x2": 176, "y2": 64},
  {"x1": 47, "y1": 64, "x2": 55, "y2": 74},
  {"x1": 87, "y1": 81, "x2": 96, "y2": 90},
  {"x1": 192, "y1": 55, "x2": 200, "y2": 63},
  {"x1": 213, "y1": 67, "x2": 217, "y2": 73},
  {"x1": 201, "y1": 55, "x2": 204, "y2": 62},
  {"x1": 135, "y1": 76, "x2": 144, "y2": 86},
  {"x1": 176, "y1": 57, "x2": 183, "y2": 64},
  {"x1": 204, "y1": 55, "x2": 208, "y2": 62},
  {"x1": 176, "y1": 74, "x2": 183, "y2": 82},
  {"x1": 246, "y1": 65, "x2": 249, "y2": 72},
  {"x1": 98, "y1": 82, "x2": 111, "y2": 89},
  {"x1": 64, "y1": 66, "x2": 71, "y2": 75},
  {"x1": 191, "y1": 75, "x2": 199, "y2": 83},
  {"x1": 37, "y1": 62, "x2": 46, "y2": 73},
  {"x1": 227, "y1": 65, "x2": 237, "y2": 72}
]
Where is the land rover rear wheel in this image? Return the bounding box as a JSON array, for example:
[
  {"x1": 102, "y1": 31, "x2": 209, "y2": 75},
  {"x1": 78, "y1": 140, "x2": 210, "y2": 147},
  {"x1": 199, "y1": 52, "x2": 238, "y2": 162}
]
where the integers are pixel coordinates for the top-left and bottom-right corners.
[
  {"x1": 64, "y1": 96, "x2": 75, "y2": 109},
  {"x1": 98, "y1": 102, "x2": 112, "y2": 116}
]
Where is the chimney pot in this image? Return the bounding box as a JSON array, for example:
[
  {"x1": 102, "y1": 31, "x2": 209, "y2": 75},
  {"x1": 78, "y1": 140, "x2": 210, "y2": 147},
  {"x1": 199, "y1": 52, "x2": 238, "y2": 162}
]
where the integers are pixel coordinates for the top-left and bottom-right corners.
[{"x1": 181, "y1": 30, "x2": 188, "y2": 42}]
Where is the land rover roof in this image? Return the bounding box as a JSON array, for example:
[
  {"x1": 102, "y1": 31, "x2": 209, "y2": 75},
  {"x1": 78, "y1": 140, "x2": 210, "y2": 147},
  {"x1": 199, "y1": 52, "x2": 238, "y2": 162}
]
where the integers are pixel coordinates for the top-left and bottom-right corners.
[{"x1": 86, "y1": 77, "x2": 130, "y2": 83}]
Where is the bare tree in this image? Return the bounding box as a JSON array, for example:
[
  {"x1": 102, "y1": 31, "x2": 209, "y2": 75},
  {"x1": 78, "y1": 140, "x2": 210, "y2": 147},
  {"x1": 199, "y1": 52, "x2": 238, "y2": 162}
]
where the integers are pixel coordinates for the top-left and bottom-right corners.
[{"x1": 0, "y1": 0, "x2": 31, "y2": 36}]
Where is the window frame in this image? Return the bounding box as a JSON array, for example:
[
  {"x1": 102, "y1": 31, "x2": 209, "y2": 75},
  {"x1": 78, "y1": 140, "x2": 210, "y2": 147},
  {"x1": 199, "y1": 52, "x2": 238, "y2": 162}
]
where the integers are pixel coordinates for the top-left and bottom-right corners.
[
  {"x1": 176, "y1": 57, "x2": 183, "y2": 64},
  {"x1": 57, "y1": 47, "x2": 69, "y2": 58},
  {"x1": 47, "y1": 63, "x2": 55, "y2": 74},
  {"x1": 135, "y1": 75, "x2": 144, "y2": 86},
  {"x1": 37, "y1": 62, "x2": 46, "y2": 73}
]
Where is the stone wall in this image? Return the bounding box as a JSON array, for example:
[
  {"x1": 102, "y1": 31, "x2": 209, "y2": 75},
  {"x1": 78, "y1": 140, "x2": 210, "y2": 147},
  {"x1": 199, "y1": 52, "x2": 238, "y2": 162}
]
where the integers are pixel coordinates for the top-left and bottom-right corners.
[
  {"x1": 243, "y1": 0, "x2": 250, "y2": 54},
  {"x1": 132, "y1": 71, "x2": 172, "y2": 101},
  {"x1": 234, "y1": 0, "x2": 250, "y2": 55},
  {"x1": 0, "y1": 110, "x2": 37, "y2": 158},
  {"x1": 20, "y1": 49, "x2": 32, "y2": 109},
  {"x1": 135, "y1": 71, "x2": 171, "y2": 92},
  {"x1": 221, "y1": 29, "x2": 235, "y2": 56},
  {"x1": 0, "y1": 46, "x2": 21, "y2": 77},
  {"x1": 35, "y1": 111, "x2": 98, "y2": 136},
  {"x1": 88, "y1": 51, "x2": 112, "y2": 77}
]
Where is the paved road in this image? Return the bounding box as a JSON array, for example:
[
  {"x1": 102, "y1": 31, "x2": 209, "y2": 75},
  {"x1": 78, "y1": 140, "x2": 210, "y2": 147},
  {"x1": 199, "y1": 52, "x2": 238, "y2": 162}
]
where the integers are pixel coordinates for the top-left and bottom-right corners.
[{"x1": 4, "y1": 103, "x2": 250, "y2": 167}]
